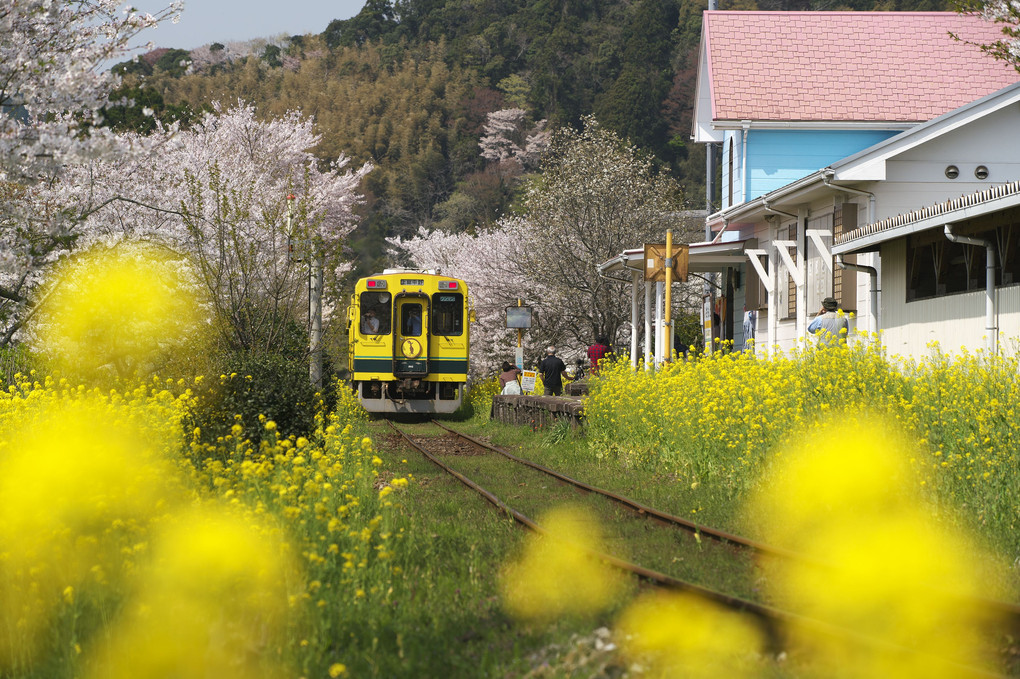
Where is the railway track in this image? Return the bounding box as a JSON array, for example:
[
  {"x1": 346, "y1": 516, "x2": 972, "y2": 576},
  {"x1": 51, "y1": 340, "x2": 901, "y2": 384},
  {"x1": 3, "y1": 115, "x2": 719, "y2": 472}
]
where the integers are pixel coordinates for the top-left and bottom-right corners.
[{"x1": 386, "y1": 419, "x2": 1020, "y2": 677}]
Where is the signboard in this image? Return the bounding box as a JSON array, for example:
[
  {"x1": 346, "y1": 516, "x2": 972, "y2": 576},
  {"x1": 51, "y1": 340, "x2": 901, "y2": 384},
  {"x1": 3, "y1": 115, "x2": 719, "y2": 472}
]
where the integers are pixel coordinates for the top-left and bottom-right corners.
[
  {"x1": 701, "y1": 294, "x2": 714, "y2": 353},
  {"x1": 515, "y1": 347, "x2": 524, "y2": 370},
  {"x1": 505, "y1": 305, "x2": 534, "y2": 329},
  {"x1": 520, "y1": 370, "x2": 537, "y2": 394},
  {"x1": 644, "y1": 243, "x2": 689, "y2": 282}
]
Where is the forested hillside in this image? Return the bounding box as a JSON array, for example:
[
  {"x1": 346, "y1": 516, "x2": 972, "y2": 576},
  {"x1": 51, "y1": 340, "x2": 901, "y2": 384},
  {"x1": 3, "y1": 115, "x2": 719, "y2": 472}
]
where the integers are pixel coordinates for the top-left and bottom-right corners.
[{"x1": 112, "y1": 0, "x2": 951, "y2": 275}]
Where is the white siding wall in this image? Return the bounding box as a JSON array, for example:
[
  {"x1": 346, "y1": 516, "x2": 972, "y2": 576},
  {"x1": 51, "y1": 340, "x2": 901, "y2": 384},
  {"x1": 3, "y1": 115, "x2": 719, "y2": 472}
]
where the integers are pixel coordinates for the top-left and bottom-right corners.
[
  {"x1": 880, "y1": 239, "x2": 1020, "y2": 358},
  {"x1": 876, "y1": 105, "x2": 1020, "y2": 220}
]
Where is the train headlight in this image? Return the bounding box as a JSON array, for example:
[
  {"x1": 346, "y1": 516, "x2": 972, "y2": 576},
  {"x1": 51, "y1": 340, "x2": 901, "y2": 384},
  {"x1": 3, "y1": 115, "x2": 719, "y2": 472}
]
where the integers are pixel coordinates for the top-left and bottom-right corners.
[
  {"x1": 366, "y1": 279, "x2": 387, "y2": 289},
  {"x1": 438, "y1": 281, "x2": 459, "y2": 290}
]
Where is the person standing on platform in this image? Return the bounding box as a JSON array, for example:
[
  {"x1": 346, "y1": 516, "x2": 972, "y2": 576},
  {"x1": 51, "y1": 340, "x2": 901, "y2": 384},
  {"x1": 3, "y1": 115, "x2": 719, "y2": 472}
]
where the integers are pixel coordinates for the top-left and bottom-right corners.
[
  {"x1": 587, "y1": 336, "x2": 611, "y2": 376},
  {"x1": 538, "y1": 346, "x2": 567, "y2": 396},
  {"x1": 808, "y1": 296, "x2": 849, "y2": 347}
]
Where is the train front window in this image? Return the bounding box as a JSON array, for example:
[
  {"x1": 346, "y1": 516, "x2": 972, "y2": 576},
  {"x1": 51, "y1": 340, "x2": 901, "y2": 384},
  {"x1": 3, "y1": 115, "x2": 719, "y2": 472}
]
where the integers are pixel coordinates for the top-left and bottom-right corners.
[
  {"x1": 359, "y1": 292, "x2": 391, "y2": 335},
  {"x1": 400, "y1": 303, "x2": 423, "y2": 337},
  {"x1": 431, "y1": 293, "x2": 463, "y2": 336}
]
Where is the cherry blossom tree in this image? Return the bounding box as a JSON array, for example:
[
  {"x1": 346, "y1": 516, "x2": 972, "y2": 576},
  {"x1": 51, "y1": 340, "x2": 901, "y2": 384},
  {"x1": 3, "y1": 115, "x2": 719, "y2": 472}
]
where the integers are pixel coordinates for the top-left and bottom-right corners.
[
  {"x1": 30, "y1": 102, "x2": 372, "y2": 352},
  {"x1": 956, "y1": 0, "x2": 1020, "y2": 69},
  {"x1": 397, "y1": 115, "x2": 696, "y2": 374},
  {"x1": 0, "y1": 0, "x2": 181, "y2": 183},
  {"x1": 0, "y1": 0, "x2": 181, "y2": 343},
  {"x1": 478, "y1": 108, "x2": 550, "y2": 173},
  {"x1": 514, "y1": 116, "x2": 690, "y2": 350}
]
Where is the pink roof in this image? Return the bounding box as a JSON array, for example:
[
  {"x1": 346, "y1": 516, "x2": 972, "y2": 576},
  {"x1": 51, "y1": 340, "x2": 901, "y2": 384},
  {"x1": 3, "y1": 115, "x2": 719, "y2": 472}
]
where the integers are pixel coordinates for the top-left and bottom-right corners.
[{"x1": 704, "y1": 11, "x2": 1020, "y2": 122}]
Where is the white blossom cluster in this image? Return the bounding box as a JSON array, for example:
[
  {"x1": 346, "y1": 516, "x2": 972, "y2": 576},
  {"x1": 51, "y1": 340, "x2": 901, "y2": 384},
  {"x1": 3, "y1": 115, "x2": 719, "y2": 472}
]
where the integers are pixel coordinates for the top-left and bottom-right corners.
[
  {"x1": 478, "y1": 108, "x2": 550, "y2": 171},
  {"x1": 0, "y1": 0, "x2": 181, "y2": 183},
  {"x1": 0, "y1": 0, "x2": 181, "y2": 343}
]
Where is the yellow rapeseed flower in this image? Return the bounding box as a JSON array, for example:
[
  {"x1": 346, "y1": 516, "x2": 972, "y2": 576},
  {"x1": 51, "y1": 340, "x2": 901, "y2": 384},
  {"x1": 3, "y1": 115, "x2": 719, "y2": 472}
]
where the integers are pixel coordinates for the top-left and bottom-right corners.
[{"x1": 499, "y1": 504, "x2": 625, "y2": 622}]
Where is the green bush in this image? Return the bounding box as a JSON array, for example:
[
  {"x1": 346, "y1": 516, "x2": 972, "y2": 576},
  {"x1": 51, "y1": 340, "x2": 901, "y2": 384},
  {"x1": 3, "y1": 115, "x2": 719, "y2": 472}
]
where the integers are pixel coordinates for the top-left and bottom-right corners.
[{"x1": 186, "y1": 350, "x2": 335, "y2": 447}]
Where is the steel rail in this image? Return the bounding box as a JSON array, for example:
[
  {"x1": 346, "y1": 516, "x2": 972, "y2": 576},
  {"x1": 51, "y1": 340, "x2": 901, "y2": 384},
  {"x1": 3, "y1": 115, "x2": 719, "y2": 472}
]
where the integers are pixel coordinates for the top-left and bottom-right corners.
[
  {"x1": 430, "y1": 419, "x2": 795, "y2": 558},
  {"x1": 388, "y1": 421, "x2": 1011, "y2": 678},
  {"x1": 433, "y1": 419, "x2": 1020, "y2": 629}
]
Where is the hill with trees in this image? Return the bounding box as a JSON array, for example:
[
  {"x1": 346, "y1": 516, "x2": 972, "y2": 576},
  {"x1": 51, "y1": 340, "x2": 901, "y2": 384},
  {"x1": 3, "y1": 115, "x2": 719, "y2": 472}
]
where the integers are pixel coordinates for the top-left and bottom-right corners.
[{"x1": 111, "y1": 0, "x2": 955, "y2": 278}]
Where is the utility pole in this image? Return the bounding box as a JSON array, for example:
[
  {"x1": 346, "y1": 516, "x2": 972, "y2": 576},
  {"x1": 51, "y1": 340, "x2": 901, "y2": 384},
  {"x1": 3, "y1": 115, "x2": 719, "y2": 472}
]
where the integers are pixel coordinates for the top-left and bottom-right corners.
[
  {"x1": 307, "y1": 200, "x2": 324, "y2": 391},
  {"x1": 288, "y1": 193, "x2": 323, "y2": 390}
]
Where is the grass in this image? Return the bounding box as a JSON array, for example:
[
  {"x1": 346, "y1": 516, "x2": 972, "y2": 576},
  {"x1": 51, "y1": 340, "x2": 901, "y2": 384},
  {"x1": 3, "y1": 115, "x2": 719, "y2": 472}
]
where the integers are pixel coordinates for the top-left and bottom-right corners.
[{"x1": 357, "y1": 419, "x2": 635, "y2": 677}]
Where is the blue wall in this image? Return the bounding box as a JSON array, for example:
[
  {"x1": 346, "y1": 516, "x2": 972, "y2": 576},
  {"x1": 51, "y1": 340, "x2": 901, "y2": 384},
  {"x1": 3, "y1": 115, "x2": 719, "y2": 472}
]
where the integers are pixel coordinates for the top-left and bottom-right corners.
[{"x1": 745, "y1": 129, "x2": 899, "y2": 201}]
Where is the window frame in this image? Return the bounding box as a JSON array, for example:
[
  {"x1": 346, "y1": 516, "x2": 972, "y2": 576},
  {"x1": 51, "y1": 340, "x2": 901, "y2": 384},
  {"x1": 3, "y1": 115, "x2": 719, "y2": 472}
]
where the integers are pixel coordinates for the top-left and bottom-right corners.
[{"x1": 430, "y1": 292, "x2": 464, "y2": 337}]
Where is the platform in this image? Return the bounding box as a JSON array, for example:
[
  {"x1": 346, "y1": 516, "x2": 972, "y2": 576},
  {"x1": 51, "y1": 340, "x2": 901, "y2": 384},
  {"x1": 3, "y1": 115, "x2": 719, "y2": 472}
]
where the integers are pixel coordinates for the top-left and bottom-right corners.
[{"x1": 490, "y1": 394, "x2": 584, "y2": 430}]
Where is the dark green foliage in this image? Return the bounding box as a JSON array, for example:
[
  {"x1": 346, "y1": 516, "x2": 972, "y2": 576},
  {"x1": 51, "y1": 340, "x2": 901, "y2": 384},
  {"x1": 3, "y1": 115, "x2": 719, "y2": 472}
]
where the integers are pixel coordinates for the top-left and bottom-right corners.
[
  {"x1": 186, "y1": 317, "x2": 338, "y2": 447},
  {"x1": 324, "y1": 0, "x2": 400, "y2": 47},
  {"x1": 262, "y1": 44, "x2": 283, "y2": 68},
  {"x1": 153, "y1": 48, "x2": 193, "y2": 76},
  {"x1": 101, "y1": 85, "x2": 202, "y2": 134},
  {"x1": 111, "y1": 58, "x2": 153, "y2": 77},
  {"x1": 186, "y1": 349, "x2": 337, "y2": 448}
]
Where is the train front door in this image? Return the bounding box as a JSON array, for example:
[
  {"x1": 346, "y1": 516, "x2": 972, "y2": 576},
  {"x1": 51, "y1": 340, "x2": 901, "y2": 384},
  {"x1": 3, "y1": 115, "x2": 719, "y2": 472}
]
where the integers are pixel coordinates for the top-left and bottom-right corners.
[{"x1": 394, "y1": 298, "x2": 428, "y2": 377}]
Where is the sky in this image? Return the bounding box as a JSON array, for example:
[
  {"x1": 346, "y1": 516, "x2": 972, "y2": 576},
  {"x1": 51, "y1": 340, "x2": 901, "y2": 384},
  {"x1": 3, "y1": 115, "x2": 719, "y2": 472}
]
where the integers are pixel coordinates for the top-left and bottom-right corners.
[{"x1": 129, "y1": 0, "x2": 367, "y2": 51}]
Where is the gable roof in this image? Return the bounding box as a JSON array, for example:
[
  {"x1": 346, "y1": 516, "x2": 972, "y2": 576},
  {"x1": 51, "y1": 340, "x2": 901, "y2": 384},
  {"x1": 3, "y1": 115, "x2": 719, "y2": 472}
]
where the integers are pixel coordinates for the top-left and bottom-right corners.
[{"x1": 701, "y1": 11, "x2": 1018, "y2": 124}]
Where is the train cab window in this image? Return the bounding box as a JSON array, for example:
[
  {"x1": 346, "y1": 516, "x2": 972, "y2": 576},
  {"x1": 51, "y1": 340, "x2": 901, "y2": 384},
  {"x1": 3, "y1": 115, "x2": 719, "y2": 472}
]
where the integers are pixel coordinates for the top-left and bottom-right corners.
[
  {"x1": 400, "y1": 304, "x2": 423, "y2": 337},
  {"x1": 431, "y1": 293, "x2": 463, "y2": 336},
  {"x1": 359, "y1": 292, "x2": 391, "y2": 335}
]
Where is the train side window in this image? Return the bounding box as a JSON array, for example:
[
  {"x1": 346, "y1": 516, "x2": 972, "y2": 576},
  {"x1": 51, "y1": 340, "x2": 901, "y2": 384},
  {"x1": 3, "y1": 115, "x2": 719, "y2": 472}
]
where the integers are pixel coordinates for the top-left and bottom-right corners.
[
  {"x1": 431, "y1": 293, "x2": 463, "y2": 336},
  {"x1": 359, "y1": 292, "x2": 391, "y2": 334}
]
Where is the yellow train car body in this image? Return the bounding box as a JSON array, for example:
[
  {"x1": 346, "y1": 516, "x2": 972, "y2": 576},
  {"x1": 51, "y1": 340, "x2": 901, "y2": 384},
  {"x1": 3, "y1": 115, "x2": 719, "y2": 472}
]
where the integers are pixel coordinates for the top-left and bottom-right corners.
[{"x1": 348, "y1": 269, "x2": 470, "y2": 414}]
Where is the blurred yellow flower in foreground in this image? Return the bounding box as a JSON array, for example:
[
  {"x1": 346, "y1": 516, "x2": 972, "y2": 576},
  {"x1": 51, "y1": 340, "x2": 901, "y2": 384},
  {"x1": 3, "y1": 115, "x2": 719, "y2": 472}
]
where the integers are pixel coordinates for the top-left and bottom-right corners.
[
  {"x1": 33, "y1": 243, "x2": 206, "y2": 382},
  {"x1": 616, "y1": 590, "x2": 764, "y2": 679},
  {"x1": 748, "y1": 414, "x2": 1005, "y2": 678},
  {"x1": 499, "y1": 504, "x2": 625, "y2": 622},
  {"x1": 86, "y1": 506, "x2": 298, "y2": 679},
  {"x1": 0, "y1": 397, "x2": 183, "y2": 665}
]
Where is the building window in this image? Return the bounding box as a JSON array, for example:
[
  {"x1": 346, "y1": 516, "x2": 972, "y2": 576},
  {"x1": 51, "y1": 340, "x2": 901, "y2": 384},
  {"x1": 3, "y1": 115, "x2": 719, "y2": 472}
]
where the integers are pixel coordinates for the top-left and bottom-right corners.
[
  {"x1": 906, "y1": 220, "x2": 1020, "y2": 301},
  {"x1": 832, "y1": 203, "x2": 858, "y2": 312}
]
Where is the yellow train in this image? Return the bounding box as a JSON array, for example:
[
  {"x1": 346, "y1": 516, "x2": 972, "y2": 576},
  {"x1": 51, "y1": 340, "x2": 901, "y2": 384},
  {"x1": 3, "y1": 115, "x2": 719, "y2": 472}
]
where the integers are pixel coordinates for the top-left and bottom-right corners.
[{"x1": 347, "y1": 269, "x2": 471, "y2": 414}]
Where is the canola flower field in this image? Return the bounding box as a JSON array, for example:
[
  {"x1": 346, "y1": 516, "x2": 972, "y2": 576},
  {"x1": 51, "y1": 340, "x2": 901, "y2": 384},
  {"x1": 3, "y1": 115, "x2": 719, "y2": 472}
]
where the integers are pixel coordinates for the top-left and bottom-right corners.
[
  {"x1": 0, "y1": 371, "x2": 402, "y2": 679},
  {"x1": 484, "y1": 341, "x2": 1019, "y2": 677},
  {"x1": 584, "y1": 342, "x2": 1020, "y2": 561}
]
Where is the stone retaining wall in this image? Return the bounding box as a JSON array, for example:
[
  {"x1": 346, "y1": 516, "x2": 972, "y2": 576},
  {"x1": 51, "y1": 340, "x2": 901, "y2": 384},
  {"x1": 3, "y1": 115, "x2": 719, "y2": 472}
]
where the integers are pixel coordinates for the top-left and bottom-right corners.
[{"x1": 490, "y1": 394, "x2": 584, "y2": 431}]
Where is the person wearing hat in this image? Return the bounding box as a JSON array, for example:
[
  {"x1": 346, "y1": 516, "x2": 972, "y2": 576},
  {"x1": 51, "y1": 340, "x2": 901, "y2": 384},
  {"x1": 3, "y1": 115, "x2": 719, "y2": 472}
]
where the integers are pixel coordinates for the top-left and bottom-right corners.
[
  {"x1": 808, "y1": 297, "x2": 849, "y2": 347},
  {"x1": 538, "y1": 346, "x2": 567, "y2": 396}
]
